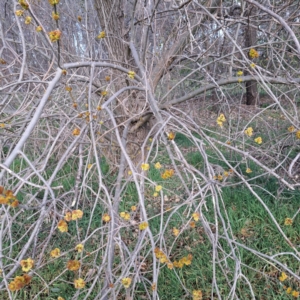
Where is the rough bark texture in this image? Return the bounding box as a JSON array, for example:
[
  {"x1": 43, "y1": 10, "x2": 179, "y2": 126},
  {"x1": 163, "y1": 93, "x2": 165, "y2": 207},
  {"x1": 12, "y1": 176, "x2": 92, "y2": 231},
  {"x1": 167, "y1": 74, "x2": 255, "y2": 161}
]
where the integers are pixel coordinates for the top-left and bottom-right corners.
[{"x1": 245, "y1": 5, "x2": 258, "y2": 105}]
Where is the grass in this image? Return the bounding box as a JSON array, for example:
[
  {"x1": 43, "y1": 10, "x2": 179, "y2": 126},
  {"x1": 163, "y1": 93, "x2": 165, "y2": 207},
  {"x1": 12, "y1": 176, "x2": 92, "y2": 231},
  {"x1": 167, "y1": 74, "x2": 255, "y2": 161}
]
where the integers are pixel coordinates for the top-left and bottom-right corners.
[{"x1": 1, "y1": 112, "x2": 300, "y2": 300}]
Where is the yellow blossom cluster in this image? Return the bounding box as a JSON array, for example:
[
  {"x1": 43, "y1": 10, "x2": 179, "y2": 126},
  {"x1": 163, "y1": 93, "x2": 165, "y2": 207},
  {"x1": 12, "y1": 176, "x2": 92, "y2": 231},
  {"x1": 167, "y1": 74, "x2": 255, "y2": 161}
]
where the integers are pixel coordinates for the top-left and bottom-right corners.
[
  {"x1": 120, "y1": 211, "x2": 130, "y2": 221},
  {"x1": 121, "y1": 277, "x2": 132, "y2": 288},
  {"x1": 25, "y1": 16, "x2": 32, "y2": 25},
  {"x1": 154, "y1": 248, "x2": 173, "y2": 269},
  {"x1": 97, "y1": 31, "x2": 106, "y2": 39},
  {"x1": 49, "y1": 0, "x2": 60, "y2": 5},
  {"x1": 50, "y1": 248, "x2": 61, "y2": 258},
  {"x1": 64, "y1": 209, "x2": 83, "y2": 221},
  {"x1": 20, "y1": 258, "x2": 34, "y2": 272},
  {"x1": 15, "y1": 10, "x2": 24, "y2": 16},
  {"x1": 155, "y1": 162, "x2": 162, "y2": 169},
  {"x1": 236, "y1": 70, "x2": 243, "y2": 76},
  {"x1": 139, "y1": 222, "x2": 148, "y2": 230},
  {"x1": 249, "y1": 48, "x2": 259, "y2": 59},
  {"x1": 48, "y1": 29, "x2": 61, "y2": 42},
  {"x1": 173, "y1": 254, "x2": 193, "y2": 268},
  {"x1": 57, "y1": 210, "x2": 83, "y2": 232},
  {"x1": 67, "y1": 260, "x2": 81, "y2": 271},
  {"x1": 141, "y1": 163, "x2": 150, "y2": 171},
  {"x1": 19, "y1": 0, "x2": 29, "y2": 10},
  {"x1": 128, "y1": 71, "x2": 135, "y2": 79},
  {"x1": 254, "y1": 137, "x2": 262, "y2": 144},
  {"x1": 284, "y1": 218, "x2": 293, "y2": 226},
  {"x1": 244, "y1": 127, "x2": 253, "y2": 137},
  {"x1": 288, "y1": 126, "x2": 295, "y2": 132},
  {"x1": 193, "y1": 290, "x2": 203, "y2": 300},
  {"x1": 52, "y1": 11, "x2": 59, "y2": 21},
  {"x1": 296, "y1": 130, "x2": 300, "y2": 139},
  {"x1": 72, "y1": 127, "x2": 80, "y2": 136},
  {"x1": 280, "y1": 272, "x2": 300, "y2": 297},
  {"x1": 8, "y1": 274, "x2": 31, "y2": 291},
  {"x1": 74, "y1": 278, "x2": 85, "y2": 289},
  {"x1": 216, "y1": 113, "x2": 226, "y2": 127},
  {"x1": 161, "y1": 169, "x2": 174, "y2": 179},
  {"x1": 167, "y1": 131, "x2": 175, "y2": 140},
  {"x1": 0, "y1": 187, "x2": 19, "y2": 207},
  {"x1": 102, "y1": 213, "x2": 111, "y2": 223},
  {"x1": 36, "y1": 26, "x2": 42, "y2": 32},
  {"x1": 75, "y1": 243, "x2": 84, "y2": 253}
]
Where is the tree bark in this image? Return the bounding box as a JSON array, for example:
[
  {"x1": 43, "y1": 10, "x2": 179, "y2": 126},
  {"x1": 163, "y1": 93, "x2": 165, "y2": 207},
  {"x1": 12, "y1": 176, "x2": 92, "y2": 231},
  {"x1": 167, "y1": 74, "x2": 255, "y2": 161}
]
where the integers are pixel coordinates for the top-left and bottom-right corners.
[{"x1": 245, "y1": 5, "x2": 258, "y2": 105}]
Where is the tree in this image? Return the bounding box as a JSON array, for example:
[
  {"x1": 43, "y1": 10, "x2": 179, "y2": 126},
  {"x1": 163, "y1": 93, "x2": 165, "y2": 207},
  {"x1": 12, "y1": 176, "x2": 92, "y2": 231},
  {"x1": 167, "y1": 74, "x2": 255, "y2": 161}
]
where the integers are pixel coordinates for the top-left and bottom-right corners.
[{"x1": 1, "y1": 0, "x2": 300, "y2": 299}]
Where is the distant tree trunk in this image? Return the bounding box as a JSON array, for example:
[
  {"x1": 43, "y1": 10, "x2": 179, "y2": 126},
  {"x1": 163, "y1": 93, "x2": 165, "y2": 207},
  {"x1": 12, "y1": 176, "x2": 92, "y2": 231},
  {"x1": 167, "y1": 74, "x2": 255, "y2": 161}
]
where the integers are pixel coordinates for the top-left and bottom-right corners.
[{"x1": 245, "y1": 5, "x2": 258, "y2": 105}]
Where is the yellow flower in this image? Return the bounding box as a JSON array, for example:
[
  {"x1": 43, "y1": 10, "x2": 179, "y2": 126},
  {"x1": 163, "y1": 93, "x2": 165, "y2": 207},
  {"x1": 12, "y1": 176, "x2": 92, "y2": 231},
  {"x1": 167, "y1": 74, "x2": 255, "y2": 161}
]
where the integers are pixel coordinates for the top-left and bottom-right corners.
[
  {"x1": 105, "y1": 76, "x2": 110, "y2": 81},
  {"x1": 20, "y1": 258, "x2": 34, "y2": 272},
  {"x1": 25, "y1": 16, "x2": 32, "y2": 25},
  {"x1": 49, "y1": 0, "x2": 60, "y2": 5},
  {"x1": 161, "y1": 169, "x2": 174, "y2": 179},
  {"x1": 52, "y1": 12, "x2": 59, "y2": 21},
  {"x1": 57, "y1": 220, "x2": 68, "y2": 232},
  {"x1": 279, "y1": 272, "x2": 288, "y2": 282},
  {"x1": 120, "y1": 212, "x2": 130, "y2": 221},
  {"x1": 155, "y1": 185, "x2": 162, "y2": 192},
  {"x1": 292, "y1": 290, "x2": 299, "y2": 298},
  {"x1": 237, "y1": 78, "x2": 243, "y2": 83},
  {"x1": 128, "y1": 71, "x2": 135, "y2": 79},
  {"x1": 67, "y1": 260, "x2": 81, "y2": 271},
  {"x1": 216, "y1": 113, "x2": 226, "y2": 127},
  {"x1": 246, "y1": 168, "x2": 252, "y2": 173},
  {"x1": 121, "y1": 277, "x2": 132, "y2": 288},
  {"x1": 139, "y1": 222, "x2": 148, "y2": 230},
  {"x1": 74, "y1": 278, "x2": 85, "y2": 289},
  {"x1": 15, "y1": 10, "x2": 24, "y2": 16},
  {"x1": 254, "y1": 137, "x2": 262, "y2": 144},
  {"x1": 0, "y1": 123, "x2": 5, "y2": 128},
  {"x1": 153, "y1": 192, "x2": 158, "y2": 197},
  {"x1": 72, "y1": 128, "x2": 80, "y2": 136},
  {"x1": 190, "y1": 221, "x2": 196, "y2": 228},
  {"x1": 131, "y1": 205, "x2": 137, "y2": 211},
  {"x1": 237, "y1": 70, "x2": 243, "y2": 76},
  {"x1": 50, "y1": 248, "x2": 61, "y2": 258},
  {"x1": 97, "y1": 31, "x2": 106, "y2": 39},
  {"x1": 167, "y1": 132, "x2": 175, "y2": 140},
  {"x1": 141, "y1": 163, "x2": 149, "y2": 171},
  {"x1": 102, "y1": 213, "x2": 111, "y2": 223},
  {"x1": 250, "y1": 63, "x2": 256, "y2": 68},
  {"x1": 8, "y1": 274, "x2": 31, "y2": 291},
  {"x1": 192, "y1": 212, "x2": 200, "y2": 221},
  {"x1": 172, "y1": 227, "x2": 179, "y2": 236},
  {"x1": 287, "y1": 287, "x2": 292, "y2": 294},
  {"x1": 58, "y1": 297, "x2": 65, "y2": 300},
  {"x1": 193, "y1": 289, "x2": 203, "y2": 300},
  {"x1": 296, "y1": 130, "x2": 300, "y2": 139},
  {"x1": 288, "y1": 126, "x2": 295, "y2": 132},
  {"x1": 249, "y1": 48, "x2": 259, "y2": 59},
  {"x1": 75, "y1": 244, "x2": 84, "y2": 253},
  {"x1": 19, "y1": 0, "x2": 29, "y2": 10},
  {"x1": 101, "y1": 90, "x2": 107, "y2": 96},
  {"x1": 154, "y1": 162, "x2": 162, "y2": 169},
  {"x1": 284, "y1": 218, "x2": 293, "y2": 226},
  {"x1": 36, "y1": 26, "x2": 42, "y2": 32},
  {"x1": 128, "y1": 170, "x2": 132, "y2": 175},
  {"x1": 64, "y1": 211, "x2": 72, "y2": 222},
  {"x1": 244, "y1": 127, "x2": 253, "y2": 137},
  {"x1": 65, "y1": 86, "x2": 72, "y2": 92},
  {"x1": 48, "y1": 29, "x2": 61, "y2": 42},
  {"x1": 61, "y1": 69, "x2": 67, "y2": 75},
  {"x1": 72, "y1": 209, "x2": 83, "y2": 220}
]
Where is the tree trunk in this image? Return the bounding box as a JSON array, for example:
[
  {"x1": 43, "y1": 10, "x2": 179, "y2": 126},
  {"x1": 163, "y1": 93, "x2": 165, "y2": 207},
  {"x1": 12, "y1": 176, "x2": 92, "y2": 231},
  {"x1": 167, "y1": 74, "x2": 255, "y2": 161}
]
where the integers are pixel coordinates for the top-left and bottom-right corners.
[{"x1": 245, "y1": 5, "x2": 258, "y2": 105}]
